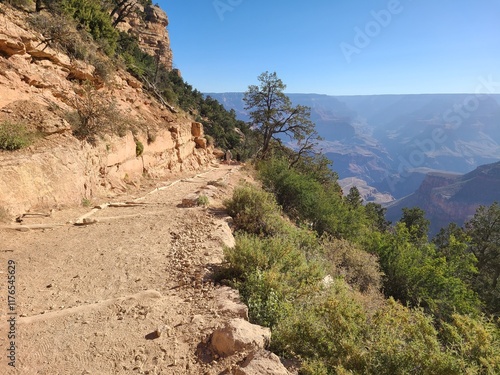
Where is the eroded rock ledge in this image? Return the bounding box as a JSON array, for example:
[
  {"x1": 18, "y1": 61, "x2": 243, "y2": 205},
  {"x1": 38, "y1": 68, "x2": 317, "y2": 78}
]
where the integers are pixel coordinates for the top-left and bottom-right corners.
[{"x1": 0, "y1": 6, "x2": 212, "y2": 217}]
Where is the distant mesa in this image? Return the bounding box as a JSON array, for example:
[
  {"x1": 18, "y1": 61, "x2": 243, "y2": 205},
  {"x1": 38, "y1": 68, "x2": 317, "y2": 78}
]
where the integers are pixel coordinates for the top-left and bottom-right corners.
[{"x1": 385, "y1": 161, "x2": 500, "y2": 235}]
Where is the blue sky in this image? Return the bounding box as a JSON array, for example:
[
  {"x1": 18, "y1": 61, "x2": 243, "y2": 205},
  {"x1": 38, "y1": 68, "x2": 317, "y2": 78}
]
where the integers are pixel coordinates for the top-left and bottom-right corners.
[{"x1": 158, "y1": 0, "x2": 500, "y2": 95}]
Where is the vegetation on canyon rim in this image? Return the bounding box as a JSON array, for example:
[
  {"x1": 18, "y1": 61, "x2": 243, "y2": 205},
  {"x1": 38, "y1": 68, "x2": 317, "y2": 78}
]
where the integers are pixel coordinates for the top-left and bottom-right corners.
[
  {"x1": 219, "y1": 73, "x2": 500, "y2": 373},
  {"x1": 2, "y1": 0, "x2": 500, "y2": 373},
  {"x1": 222, "y1": 158, "x2": 500, "y2": 374}
]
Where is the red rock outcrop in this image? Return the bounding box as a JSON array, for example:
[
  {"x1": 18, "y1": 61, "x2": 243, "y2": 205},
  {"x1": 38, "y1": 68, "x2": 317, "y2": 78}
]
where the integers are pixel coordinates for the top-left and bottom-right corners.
[
  {"x1": 386, "y1": 163, "x2": 500, "y2": 234},
  {"x1": 0, "y1": 5, "x2": 211, "y2": 218},
  {"x1": 116, "y1": 4, "x2": 173, "y2": 70}
]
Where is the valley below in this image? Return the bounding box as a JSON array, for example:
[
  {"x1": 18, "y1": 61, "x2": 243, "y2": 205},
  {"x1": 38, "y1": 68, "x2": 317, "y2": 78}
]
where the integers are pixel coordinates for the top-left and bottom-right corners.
[{"x1": 209, "y1": 92, "x2": 500, "y2": 233}]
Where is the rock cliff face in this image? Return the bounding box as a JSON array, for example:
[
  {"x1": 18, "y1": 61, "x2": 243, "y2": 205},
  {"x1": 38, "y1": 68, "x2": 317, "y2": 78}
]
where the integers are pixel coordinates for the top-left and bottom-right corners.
[
  {"x1": 0, "y1": 5, "x2": 211, "y2": 218},
  {"x1": 117, "y1": 4, "x2": 173, "y2": 70},
  {"x1": 386, "y1": 163, "x2": 500, "y2": 235}
]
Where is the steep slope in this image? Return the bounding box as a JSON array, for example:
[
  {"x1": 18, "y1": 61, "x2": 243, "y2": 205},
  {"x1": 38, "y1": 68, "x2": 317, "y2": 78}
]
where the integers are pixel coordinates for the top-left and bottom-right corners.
[{"x1": 385, "y1": 161, "x2": 500, "y2": 235}]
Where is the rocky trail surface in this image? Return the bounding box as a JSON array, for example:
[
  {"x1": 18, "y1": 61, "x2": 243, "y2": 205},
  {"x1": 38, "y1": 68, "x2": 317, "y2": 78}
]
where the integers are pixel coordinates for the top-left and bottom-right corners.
[{"x1": 0, "y1": 164, "x2": 289, "y2": 375}]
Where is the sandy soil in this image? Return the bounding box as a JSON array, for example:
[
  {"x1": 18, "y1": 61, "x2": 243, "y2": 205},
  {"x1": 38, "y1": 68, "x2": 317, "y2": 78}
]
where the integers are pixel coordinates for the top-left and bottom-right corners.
[{"x1": 0, "y1": 163, "x2": 252, "y2": 375}]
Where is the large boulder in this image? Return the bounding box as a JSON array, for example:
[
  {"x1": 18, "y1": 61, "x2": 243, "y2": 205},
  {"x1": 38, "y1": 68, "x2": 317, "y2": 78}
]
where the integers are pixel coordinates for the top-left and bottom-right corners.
[
  {"x1": 215, "y1": 286, "x2": 249, "y2": 320},
  {"x1": 194, "y1": 137, "x2": 207, "y2": 149},
  {"x1": 0, "y1": 35, "x2": 25, "y2": 56},
  {"x1": 210, "y1": 318, "x2": 270, "y2": 357},
  {"x1": 191, "y1": 121, "x2": 203, "y2": 137},
  {"x1": 234, "y1": 350, "x2": 291, "y2": 375}
]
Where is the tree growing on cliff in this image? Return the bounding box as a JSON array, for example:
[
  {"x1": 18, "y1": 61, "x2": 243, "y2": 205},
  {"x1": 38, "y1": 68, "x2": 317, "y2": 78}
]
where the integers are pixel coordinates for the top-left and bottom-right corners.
[
  {"x1": 399, "y1": 206, "x2": 430, "y2": 244},
  {"x1": 243, "y1": 71, "x2": 319, "y2": 160},
  {"x1": 466, "y1": 202, "x2": 500, "y2": 315},
  {"x1": 109, "y1": 0, "x2": 137, "y2": 27}
]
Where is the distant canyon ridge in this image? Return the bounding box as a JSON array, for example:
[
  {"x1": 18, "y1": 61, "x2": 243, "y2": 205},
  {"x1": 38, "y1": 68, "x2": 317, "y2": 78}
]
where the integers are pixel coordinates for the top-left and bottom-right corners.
[{"x1": 209, "y1": 92, "x2": 500, "y2": 233}]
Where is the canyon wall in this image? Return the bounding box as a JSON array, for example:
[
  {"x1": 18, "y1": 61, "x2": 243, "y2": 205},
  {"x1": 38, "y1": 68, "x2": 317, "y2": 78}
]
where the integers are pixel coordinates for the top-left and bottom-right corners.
[
  {"x1": 117, "y1": 4, "x2": 173, "y2": 70},
  {"x1": 0, "y1": 5, "x2": 212, "y2": 218}
]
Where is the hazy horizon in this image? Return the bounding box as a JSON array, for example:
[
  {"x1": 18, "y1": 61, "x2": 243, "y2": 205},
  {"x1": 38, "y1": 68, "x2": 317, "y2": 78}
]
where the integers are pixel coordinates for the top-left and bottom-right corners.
[{"x1": 205, "y1": 91, "x2": 500, "y2": 97}]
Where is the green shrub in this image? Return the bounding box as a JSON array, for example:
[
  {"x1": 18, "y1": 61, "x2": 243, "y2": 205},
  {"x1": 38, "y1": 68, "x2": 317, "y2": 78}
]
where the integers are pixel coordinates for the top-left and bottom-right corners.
[
  {"x1": 299, "y1": 360, "x2": 330, "y2": 375},
  {"x1": 365, "y1": 298, "x2": 459, "y2": 375},
  {"x1": 271, "y1": 279, "x2": 367, "y2": 372},
  {"x1": 224, "y1": 184, "x2": 284, "y2": 236},
  {"x1": 224, "y1": 233, "x2": 320, "y2": 280},
  {"x1": 196, "y1": 195, "x2": 209, "y2": 207},
  {"x1": 135, "y1": 140, "x2": 144, "y2": 156},
  {"x1": 466, "y1": 203, "x2": 500, "y2": 315},
  {"x1": 440, "y1": 314, "x2": 500, "y2": 374},
  {"x1": 222, "y1": 232, "x2": 323, "y2": 328},
  {"x1": 59, "y1": 0, "x2": 118, "y2": 55},
  {"x1": 0, "y1": 121, "x2": 32, "y2": 150},
  {"x1": 376, "y1": 223, "x2": 481, "y2": 320},
  {"x1": 81, "y1": 198, "x2": 92, "y2": 207},
  {"x1": 258, "y1": 158, "x2": 358, "y2": 239},
  {"x1": 321, "y1": 237, "x2": 382, "y2": 293},
  {"x1": 240, "y1": 269, "x2": 293, "y2": 328}
]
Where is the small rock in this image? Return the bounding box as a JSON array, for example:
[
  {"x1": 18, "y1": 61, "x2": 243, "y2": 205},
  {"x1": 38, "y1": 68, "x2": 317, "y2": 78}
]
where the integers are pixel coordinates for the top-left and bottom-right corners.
[
  {"x1": 155, "y1": 325, "x2": 170, "y2": 337},
  {"x1": 321, "y1": 274, "x2": 334, "y2": 288},
  {"x1": 181, "y1": 193, "x2": 199, "y2": 207},
  {"x1": 74, "y1": 218, "x2": 98, "y2": 226}
]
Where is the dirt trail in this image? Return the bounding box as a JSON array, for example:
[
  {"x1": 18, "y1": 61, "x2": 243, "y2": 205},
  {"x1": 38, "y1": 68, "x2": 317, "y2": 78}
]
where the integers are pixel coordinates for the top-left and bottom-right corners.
[{"x1": 0, "y1": 164, "x2": 250, "y2": 375}]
